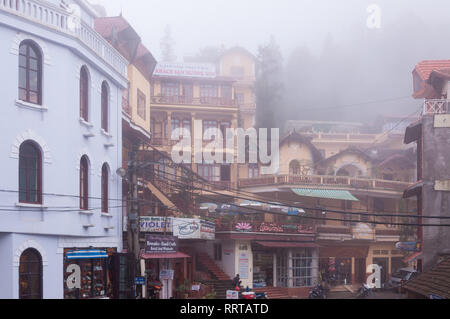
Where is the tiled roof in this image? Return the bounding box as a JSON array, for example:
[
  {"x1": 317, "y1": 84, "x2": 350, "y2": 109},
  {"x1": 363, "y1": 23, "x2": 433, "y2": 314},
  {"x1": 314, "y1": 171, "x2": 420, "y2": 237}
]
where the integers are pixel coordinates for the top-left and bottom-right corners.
[
  {"x1": 404, "y1": 257, "x2": 450, "y2": 299},
  {"x1": 415, "y1": 60, "x2": 450, "y2": 81}
]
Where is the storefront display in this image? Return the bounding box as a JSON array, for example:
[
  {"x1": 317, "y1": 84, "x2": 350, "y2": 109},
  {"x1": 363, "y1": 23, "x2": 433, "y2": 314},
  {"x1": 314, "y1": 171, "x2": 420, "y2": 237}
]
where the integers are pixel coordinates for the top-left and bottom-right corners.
[
  {"x1": 63, "y1": 249, "x2": 112, "y2": 299},
  {"x1": 253, "y1": 253, "x2": 273, "y2": 288}
]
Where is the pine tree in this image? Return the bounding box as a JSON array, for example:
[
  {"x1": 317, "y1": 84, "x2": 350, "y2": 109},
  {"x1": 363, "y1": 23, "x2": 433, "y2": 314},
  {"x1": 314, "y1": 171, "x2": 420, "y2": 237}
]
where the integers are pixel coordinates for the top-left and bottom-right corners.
[{"x1": 160, "y1": 25, "x2": 177, "y2": 62}]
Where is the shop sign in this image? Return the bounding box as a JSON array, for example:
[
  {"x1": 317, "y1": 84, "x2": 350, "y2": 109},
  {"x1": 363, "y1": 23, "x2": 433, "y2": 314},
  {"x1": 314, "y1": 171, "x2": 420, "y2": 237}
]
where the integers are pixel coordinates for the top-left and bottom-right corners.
[
  {"x1": 238, "y1": 252, "x2": 249, "y2": 279},
  {"x1": 153, "y1": 62, "x2": 216, "y2": 78},
  {"x1": 172, "y1": 218, "x2": 216, "y2": 240},
  {"x1": 396, "y1": 242, "x2": 421, "y2": 252},
  {"x1": 140, "y1": 216, "x2": 172, "y2": 233},
  {"x1": 200, "y1": 220, "x2": 215, "y2": 240},
  {"x1": 135, "y1": 277, "x2": 146, "y2": 285},
  {"x1": 159, "y1": 269, "x2": 174, "y2": 280},
  {"x1": 235, "y1": 222, "x2": 252, "y2": 232},
  {"x1": 259, "y1": 223, "x2": 284, "y2": 233},
  {"x1": 352, "y1": 223, "x2": 375, "y2": 240},
  {"x1": 226, "y1": 290, "x2": 239, "y2": 299},
  {"x1": 145, "y1": 235, "x2": 178, "y2": 254},
  {"x1": 173, "y1": 218, "x2": 201, "y2": 239}
]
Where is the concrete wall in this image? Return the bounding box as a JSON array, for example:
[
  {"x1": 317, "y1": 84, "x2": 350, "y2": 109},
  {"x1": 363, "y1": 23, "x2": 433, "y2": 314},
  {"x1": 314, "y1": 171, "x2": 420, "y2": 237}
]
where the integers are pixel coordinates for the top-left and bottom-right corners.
[
  {"x1": 0, "y1": 4, "x2": 126, "y2": 298},
  {"x1": 421, "y1": 115, "x2": 450, "y2": 270}
]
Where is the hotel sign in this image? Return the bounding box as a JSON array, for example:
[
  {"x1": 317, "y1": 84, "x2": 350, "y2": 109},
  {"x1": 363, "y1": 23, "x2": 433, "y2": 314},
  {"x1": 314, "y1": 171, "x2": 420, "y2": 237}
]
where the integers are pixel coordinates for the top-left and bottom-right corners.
[
  {"x1": 172, "y1": 218, "x2": 216, "y2": 240},
  {"x1": 153, "y1": 63, "x2": 216, "y2": 78},
  {"x1": 140, "y1": 216, "x2": 172, "y2": 233}
]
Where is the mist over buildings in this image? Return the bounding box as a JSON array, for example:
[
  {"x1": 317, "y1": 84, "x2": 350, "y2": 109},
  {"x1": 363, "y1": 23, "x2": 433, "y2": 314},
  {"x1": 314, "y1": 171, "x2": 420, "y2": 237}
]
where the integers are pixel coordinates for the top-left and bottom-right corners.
[{"x1": 89, "y1": 0, "x2": 450, "y2": 127}]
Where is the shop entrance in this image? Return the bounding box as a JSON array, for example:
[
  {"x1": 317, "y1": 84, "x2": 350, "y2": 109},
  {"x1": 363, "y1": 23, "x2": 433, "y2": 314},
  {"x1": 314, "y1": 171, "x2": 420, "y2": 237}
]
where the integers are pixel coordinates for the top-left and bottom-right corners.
[
  {"x1": 355, "y1": 258, "x2": 366, "y2": 284},
  {"x1": 319, "y1": 258, "x2": 352, "y2": 285},
  {"x1": 373, "y1": 257, "x2": 388, "y2": 287},
  {"x1": 253, "y1": 252, "x2": 273, "y2": 288}
]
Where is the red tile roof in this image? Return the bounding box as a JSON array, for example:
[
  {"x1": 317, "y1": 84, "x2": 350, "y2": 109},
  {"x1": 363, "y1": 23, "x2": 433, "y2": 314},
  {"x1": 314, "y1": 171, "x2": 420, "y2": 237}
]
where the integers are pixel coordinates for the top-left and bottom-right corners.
[
  {"x1": 415, "y1": 60, "x2": 450, "y2": 81},
  {"x1": 404, "y1": 257, "x2": 450, "y2": 299}
]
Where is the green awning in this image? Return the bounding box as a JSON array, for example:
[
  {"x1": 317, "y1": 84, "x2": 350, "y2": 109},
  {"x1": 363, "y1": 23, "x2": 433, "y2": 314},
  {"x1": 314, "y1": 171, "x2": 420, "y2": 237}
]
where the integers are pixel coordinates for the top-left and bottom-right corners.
[{"x1": 292, "y1": 188, "x2": 359, "y2": 202}]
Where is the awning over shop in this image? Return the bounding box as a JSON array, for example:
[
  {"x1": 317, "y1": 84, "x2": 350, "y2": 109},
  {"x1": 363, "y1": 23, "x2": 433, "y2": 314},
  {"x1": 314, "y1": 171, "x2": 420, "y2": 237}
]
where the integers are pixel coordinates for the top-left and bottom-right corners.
[
  {"x1": 319, "y1": 246, "x2": 369, "y2": 258},
  {"x1": 66, "y1": 250, "x2": 108, "y2": 259},
  {"x1": 256, "y1": 241, "x2": 320, "y2": 249},
  {"x1": 140, "y1": 252, "x2": 190, "y2": 260},
  {"x1": 292, "y1": 188, "x2": 359, "y2": 202},
  {"x1": 403, "y1": 181, "x2": 423, "y2": 199},
  {"x1": 403, "y1": 252, "x2": 423, "y2": 264}
]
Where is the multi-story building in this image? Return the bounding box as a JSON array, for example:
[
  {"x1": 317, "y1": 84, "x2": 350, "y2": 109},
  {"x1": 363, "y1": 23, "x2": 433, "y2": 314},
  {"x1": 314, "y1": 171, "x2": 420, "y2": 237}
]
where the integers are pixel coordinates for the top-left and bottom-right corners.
[
  {"x1": 211, "y1": 121, "x2": 418, "y2": 298},
  {"x1": 0, "y1": 0, "x2": 128, "y2": 298},
  {"x1": 404, "y1": 60, "x2": 450, "y2": 272}
]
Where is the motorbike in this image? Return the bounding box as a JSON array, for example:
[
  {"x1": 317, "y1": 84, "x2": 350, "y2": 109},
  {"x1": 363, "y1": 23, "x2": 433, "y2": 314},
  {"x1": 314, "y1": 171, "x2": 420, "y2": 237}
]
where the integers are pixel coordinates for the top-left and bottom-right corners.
[
  {"x1": 237, "y1": 286, "x2": 269, "y2": 300},
  {"x1": 309, "y1": 284, "x2": 328, "y2": 299},
  {"x1": 356, "y1": 283, "x2": 373, "y2": 299},
  {"x1": 147, "y1": 281, "x2": 162, "y2": 299}
]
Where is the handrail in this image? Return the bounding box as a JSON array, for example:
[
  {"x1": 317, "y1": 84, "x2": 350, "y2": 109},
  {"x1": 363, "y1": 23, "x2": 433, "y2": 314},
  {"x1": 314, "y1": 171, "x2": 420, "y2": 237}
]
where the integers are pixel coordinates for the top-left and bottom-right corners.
[{"x1": 239, "y1": 174, "x2": 410, "y2": 192}]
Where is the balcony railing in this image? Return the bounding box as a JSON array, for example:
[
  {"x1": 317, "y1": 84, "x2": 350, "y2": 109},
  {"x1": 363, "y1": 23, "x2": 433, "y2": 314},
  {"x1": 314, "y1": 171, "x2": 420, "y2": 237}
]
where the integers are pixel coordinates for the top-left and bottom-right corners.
[
  {"x1": 216, "y1": 220, "x2": 315, "y2": 235},
  {"x1": 151, "y1": 95, "x2": 238, "y2": 107},
  {"x1": 238, "y1": 174, "x2": 410, "y2": 192},
  {"x1": 423, "y1": 99, "x2": 449, "y2": 115},
  {"x1": 0, "y1": 0, "x2": 127, "y2": 78}
]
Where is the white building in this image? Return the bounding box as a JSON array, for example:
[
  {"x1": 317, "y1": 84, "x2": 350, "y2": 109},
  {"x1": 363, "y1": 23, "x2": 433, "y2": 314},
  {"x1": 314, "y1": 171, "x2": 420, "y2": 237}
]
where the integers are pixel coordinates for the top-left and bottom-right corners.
[{"x1": 0, "y1": 0, "x2": 128, "y2": 299}]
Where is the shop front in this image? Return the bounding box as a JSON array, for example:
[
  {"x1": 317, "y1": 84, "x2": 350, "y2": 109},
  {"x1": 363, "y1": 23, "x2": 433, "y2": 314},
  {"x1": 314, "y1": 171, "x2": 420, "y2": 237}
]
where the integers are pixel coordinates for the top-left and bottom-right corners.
[
  {"x1": 319, "y1": 245, "x2": 370, "y2": 285},
  {"x1": 63, "y1": 248, "x2": 116, "y2": 299}
]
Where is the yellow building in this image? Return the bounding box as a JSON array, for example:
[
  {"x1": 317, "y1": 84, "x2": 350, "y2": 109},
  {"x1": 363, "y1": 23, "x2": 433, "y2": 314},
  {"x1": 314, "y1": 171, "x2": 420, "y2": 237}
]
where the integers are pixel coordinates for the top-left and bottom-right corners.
[{"x1": 150, "y1": 47, "x2": 257, "y2": 189}]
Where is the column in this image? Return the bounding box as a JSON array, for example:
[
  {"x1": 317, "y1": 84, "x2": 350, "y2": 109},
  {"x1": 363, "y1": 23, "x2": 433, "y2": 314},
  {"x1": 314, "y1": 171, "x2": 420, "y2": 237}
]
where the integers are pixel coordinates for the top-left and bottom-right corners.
[
  {"x1": 312, "y1": 249, "x2": 319, "y2": 286},
  {"x1": 288, "y1": 250, "x2": 293, "y2": 288},
  {"x1": 167, "y1": 112, "x2": 172, "y2": 141},
  {"x1": 351, "y1": 257, "x2": 356, "y2": 285},
  {"x1": 273, "y1": 253, "x2": 277, "y2": 287}
]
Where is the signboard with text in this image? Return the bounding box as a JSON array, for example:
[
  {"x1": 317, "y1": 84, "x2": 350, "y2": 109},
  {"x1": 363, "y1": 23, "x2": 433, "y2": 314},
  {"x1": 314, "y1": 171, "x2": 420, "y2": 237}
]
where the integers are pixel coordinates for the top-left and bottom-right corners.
[
  {"x1": 145, "y1": 235, "x2": 178, "y2": 254},
  {"x1": 153, "y1": 63, "x2": 216, "y2": 78},
  {"x1": 140, "y1": 216, "x2": 173, "y2": 233},
  {"x1": 173, "y1": 218, "x2": 215, "y2": 240}
]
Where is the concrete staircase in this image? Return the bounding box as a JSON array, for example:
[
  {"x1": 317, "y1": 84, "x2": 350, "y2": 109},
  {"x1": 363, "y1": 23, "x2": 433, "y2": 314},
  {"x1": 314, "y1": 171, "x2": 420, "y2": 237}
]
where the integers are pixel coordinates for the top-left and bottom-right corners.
[
  {"x1": 253, "y1": 287, "x2": 290, "y2": 299},
  {"x1": 197, "y1": 252, "x2": 231, "y2": 281}
]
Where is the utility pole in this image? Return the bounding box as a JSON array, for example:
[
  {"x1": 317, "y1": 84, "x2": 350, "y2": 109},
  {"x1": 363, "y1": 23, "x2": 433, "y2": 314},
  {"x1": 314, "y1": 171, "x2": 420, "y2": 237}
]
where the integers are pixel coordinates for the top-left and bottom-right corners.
[{"x1": 127, "y1": 143, "x2": 141, "y2": 298}]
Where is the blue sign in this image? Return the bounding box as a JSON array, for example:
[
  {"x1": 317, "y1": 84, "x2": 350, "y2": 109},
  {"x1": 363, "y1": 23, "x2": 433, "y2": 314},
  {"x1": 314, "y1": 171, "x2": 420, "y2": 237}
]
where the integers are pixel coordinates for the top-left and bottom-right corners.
[
  {"x1": 135, "y1": 277, "x2": 146, "y2": 285},
  {"x1": 396, "y1": 242, "x2": 421, "y2": 252},
  {"x1": 429, "y1": 294, "x2": 444, "y2": 300}
]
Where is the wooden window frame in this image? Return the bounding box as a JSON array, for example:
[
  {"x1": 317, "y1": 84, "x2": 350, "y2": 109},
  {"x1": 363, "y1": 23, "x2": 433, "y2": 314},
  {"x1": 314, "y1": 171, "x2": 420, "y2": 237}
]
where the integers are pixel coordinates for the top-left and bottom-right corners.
[
  {"x1": 80, "y1": 67, "x2": 89, "y2": 122},
  {"x1": 101, "y1": 164, "x2": 109, "y2": 214},
  {"x1": 80, "y1": 156, "x2": 89, "y2": 210},
  {"x1": 19, "y1": 141, "x2": 42, "y2": 204},
  {"x1": 19, "y1": 41, "x2": 42, "y2": 105},
  {"x1": 137, "y1": 89, "x2": 146, "y2": 120},
  {"x1": 101, "y1": 82, "x2": 109, "y2": 132},
  {"x1": 19, "y1": 249, "x2": 43, "y2": 299}
]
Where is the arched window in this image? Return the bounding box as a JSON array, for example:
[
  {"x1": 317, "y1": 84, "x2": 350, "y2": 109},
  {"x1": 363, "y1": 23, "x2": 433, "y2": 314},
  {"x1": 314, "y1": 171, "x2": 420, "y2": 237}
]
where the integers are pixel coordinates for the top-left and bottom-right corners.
[
  {"x1": 101, "y1": 81, "x2": 109, "y2": 132},
  {"x1": 19, "y1": 41, "x2": 42, "y2": 105},
  {"x1": 289, "y1": 160, "x2": 301, "y2": 176},
  {"x1": 19, "y1": 249, "x2": 43, "y2": 299},
  {"x1": 101, "y1": 163, "x2": 109, "y2": 213},
  {"x1": 19, "y1": 141, "x2": 42, "y2": 204},
  {"x1": 80, "y1": 156, "x2": 89, "y2": 210},
  {"x1": 80, "y1": 66, "x2": 89, "y2": 122}
]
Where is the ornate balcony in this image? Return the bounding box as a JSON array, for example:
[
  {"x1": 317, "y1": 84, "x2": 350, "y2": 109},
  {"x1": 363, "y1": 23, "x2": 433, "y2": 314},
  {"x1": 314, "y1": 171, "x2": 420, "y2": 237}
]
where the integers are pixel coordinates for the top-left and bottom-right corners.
[
  {"x1": 423, "y1": 99, "x2": 449, "y2": 115},
  {"x1": 239, "y1": 174, "x2": 410, "y2": 193},
  {"x1": 151, "y1": 95, "x2": 238, "y2": 107},
  {"x1": 0, "y1": 0, "x2": 127, "y2": 78}
]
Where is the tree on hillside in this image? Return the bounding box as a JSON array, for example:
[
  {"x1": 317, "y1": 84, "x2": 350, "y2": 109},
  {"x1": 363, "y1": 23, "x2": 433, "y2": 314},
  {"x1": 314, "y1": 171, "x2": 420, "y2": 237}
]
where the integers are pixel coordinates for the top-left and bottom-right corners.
[
  {"x1": 255, "y1": 36, "x2": 285, "y2": 132},
  {"x1": 184, "y1": 45, "x2": 226, "y2": 63},
  {"x1": 160, "y1": 25, "x2": 177, "y2": 62}
]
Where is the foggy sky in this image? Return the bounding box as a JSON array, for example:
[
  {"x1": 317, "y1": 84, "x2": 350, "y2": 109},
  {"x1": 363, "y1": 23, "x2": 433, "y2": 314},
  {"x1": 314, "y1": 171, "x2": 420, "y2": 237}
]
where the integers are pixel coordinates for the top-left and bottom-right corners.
[
  {"x1": 89, "y1": 0, "x2": 450, "y2": 124},
  {"x1": 90, "y1": 0, "x2": 450, "y2": 61}
]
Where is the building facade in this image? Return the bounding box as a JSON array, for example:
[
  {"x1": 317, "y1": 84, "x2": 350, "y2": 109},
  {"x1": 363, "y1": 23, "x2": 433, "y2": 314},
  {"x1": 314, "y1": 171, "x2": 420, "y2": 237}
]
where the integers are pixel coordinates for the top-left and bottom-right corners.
[
  {"x1": 404, "y1": 60, "x2": 450, "y2": 272},
  {"x1": 0, "y1": 0, "x2": 128, "y2": 299}
]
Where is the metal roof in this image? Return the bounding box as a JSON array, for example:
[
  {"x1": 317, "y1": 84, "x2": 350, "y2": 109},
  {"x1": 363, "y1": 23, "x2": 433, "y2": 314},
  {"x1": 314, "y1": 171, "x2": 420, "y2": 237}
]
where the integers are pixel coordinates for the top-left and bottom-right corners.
[{"x1": 292, "y1": 188, "x2": 359, "y2": 202}]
